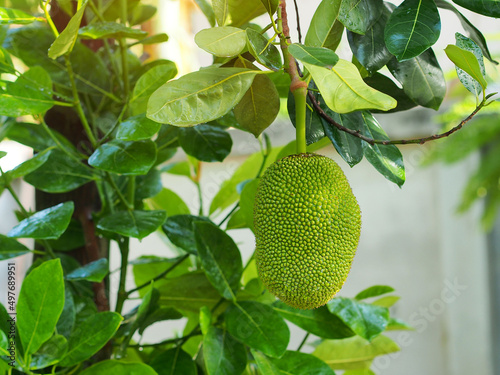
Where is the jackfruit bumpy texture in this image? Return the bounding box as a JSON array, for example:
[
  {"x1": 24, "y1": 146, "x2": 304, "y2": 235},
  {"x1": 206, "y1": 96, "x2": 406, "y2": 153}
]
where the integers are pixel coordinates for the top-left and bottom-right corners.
[{"x1": 253, "y1": 153, "x2": 361, "y2": 309}]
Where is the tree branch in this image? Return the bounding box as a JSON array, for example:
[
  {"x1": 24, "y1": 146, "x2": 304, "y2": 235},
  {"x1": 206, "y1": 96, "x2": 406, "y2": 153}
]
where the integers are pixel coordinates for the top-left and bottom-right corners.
[
  {"x1": 308, "y1": 91, "x2": 486, "y2": 146},
  {"x1": 292, "y1": 0, "x2": 302, "y2": 43}
]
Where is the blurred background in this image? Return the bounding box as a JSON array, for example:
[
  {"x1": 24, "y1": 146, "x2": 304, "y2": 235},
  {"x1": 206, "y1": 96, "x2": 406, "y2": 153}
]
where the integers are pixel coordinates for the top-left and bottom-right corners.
[{"x1": 1, "y1": 0, "x2": 499, "y2": 374}]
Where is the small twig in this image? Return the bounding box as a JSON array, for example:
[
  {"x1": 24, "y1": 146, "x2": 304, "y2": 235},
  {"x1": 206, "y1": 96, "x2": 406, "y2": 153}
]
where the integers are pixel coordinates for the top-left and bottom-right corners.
[
  {"x1": 297, "y1": 332, "x2": 310, "y2": 351},
  {"x1": 292, "y1": 0, "x2": 302, "y2": 43},
  {"x1": 308, "y1": 91, "x2": 486, "y2": 146}
]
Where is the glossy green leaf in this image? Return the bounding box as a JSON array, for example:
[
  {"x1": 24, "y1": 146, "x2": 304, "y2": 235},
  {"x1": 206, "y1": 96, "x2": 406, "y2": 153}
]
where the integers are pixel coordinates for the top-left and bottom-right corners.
[
  {"x1": 387, "y1": 48, "x2": 445, "y2": 110},
  {"x1": 252, "y1": 349, "x2": 282, "y2": 374},
  {"x1": 225, "y1": 301, "x2": 289, "y2": 358},
  {"x1": 0, "y1": 46, "x2": 15, "y2": 74},
  {"x1": 194, "y1": 221, "x2": 242, "y2": 300},
  {"x1": 163, "y1": 215, "x2": 211, "y2": 254},
  {"x1": 386, "y1": 317, "x2": 413, "y2": 331},
  {"x1": 7, "y1": 149, "x2": 51, "y2": 180},
  {"x1": 47, "y1": 219, "x2": 85, "y2": 252},
  {"x1": 178, "y1": 124, "x2": 232, "y2": 162},
  {"x1": 269, "y1": 70, "x2": 292, "y2": 98},
  {"x1": 80, "y1": 360, "x2": 158, "y2": 375},
  {"x1": 305, "y1": 0, "x2": 344, "y2": 51},
  {"x1": 66, "y1": 258, "x2": 109, "y2": 283},
  {"x1": 60, "y1": 312, "x2": 122, "y2": 367},
  {"x1": 116, "y1": 114, "x2": 161, "y2": 141},
  {"x1": 130, "y1": 33, "x2": 169, "y2": 46},
  {"x1": 305, "y1": 61, "x2": 397, "y2": 113},
  {"x1": 338, "y1": 0, "x2": 383, "y2": 34},
  {"x1": 239, "y1": 178, "x2": 259, "y2": 230},
  {"x1": 57, "y1": 286, "x2": 76, "y2": 338},
  {"x1": 8, "y1": 202, "x2": 74, "y2": 240},
  {"x1": 97, "y1": 210, "x2": 166, "y2": 240},
  {"x1": 158, "y1": 272, "x2": 221, "y2": 311},
  {"x1": 320, "y1": 108, "x2": 363, "y2": 167},
  {"x1": 234, "y1": 73, "x2": 280, "y2": 137},
  {"x1": 213, "y1": 0, "x2": 229, "y2": 25},
  {"x1": 150, "y1": 347, "x2": 196, "y2": 375},
  {"x1": 147, "y1": 67, "x2": 258, "y2": 126},
  {"x1": 227, "y1": 0, "x2": 267, "y2": 27},
  {"x1": 195, "y1": 26, "x2": 246, "y2": 57},
  {"x1": 260, "y1": 0, "x2": 279, "y2": 14},
  {"x1": 451, "y1": 0, "x2": 500, "y2": 17},
  {"x1": 359, "y1": 111, "x2": 405, "y2": 186},
  {"x1": 5, "y1": 122, "x2": 75, "y2": 152},
  {"x1": 327, "y1": 297, "x2": 390, "y2": 341},
  {"x1": 0, "y1": 151, "x2": 6, "y2": 159},
  {"x1": 246, "y1": 28, "x2": 282, "y2": 71},
  {"x1": 347, "y1": 5, "x2": 392, "y2": 74},
  {"x1": 272, "y1": 351, "x2": 336, "y2": 375},
  {"x1": 136, "y1": 168, "x2": 163, "y2": 200},
  {"x1": 148, "y1": 188, "x2": 190, "y2": 216},
  {"x1": 0, "y1": 330, "x2": 9, "y2": 356},
  {"x1": 48, "y1": 2, "x2": 87, "y2": 59},
  {"x1": 129, "y1": 3, "x2": 157, "y2": 25},
  {"x1": 0, "y1": 235, "x2": 30, "y2": 260},
  {"x1": 435, "y1": 0, "x2": 496, "y2": 63},
  {"x1": 29, "y1": 334, "x2": 67, "y2": 370},
  {"x1": 289, "y1": 44, "x2": 339, "y2": 68},
  {"x1": 0, "y1": 7, "x2": 40, "y2": 24},
  {"x1": 194, "y1": 0, "x2": 216, "y2": 27},
  {"x1": 88, "y1": 140, "x2": 157, "y2": 175},
  {"x1": 226, "y1": 208, "x2": 246, "y2": 230},
  {"x1": 445, "y1": 44, "x2": 487, "y2": 92},
  {"x1": 17, "y1": 259, "x2": 64, "y2": 356},
  {"x1": 363, "y1": 73, "x2": 417, "y2": 113},
  {"x1": 79, "y1": 22, "x2": 147, "y2": 39},
  {"x1": 371, "y1": 296, "x2": 400, "y2": 307},
  {"x1": 0, "y1": 66, "x2": 56, "y2": 117},
  {"x1": 355, "y1": 285, "x2": 395, "y2": 300},
  {"x1": 24, "y1": 149, "x2": 94, "y2": 193},
  {"x1": 313, "y1": 335, "x2": 400, "y2": 370},
  {"x1": 384, "y1": 0, "x2": 441, "y2": 61},
  {"x1": 203, "y1": 326, "x2": 247, "y2": 375},
  {"x1": 130, "y1": 61, "x2": 178, "y2": 116},
  {"x1": 273, "y1": 301, "x2": 354, "y2": 339}
]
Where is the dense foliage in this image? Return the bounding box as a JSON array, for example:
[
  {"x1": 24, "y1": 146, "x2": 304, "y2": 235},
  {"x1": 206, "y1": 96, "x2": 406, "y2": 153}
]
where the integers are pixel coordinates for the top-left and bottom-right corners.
[{"x1": 0, "y1": 0, "x2": 497, "y2": 374}]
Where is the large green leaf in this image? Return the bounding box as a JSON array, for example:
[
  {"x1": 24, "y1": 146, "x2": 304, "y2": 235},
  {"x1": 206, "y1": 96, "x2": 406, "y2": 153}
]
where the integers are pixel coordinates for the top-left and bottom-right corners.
[
  {"x1": 454, "y1": 33, "x2": 487, "y2": 96},
  {"x1": 195, "y1": 26, "x2": 246, "y2": 57},
  {"x1": 327, "y1": 298, "x2": 389, "y2": 341},
  {"x1": 387, "y1": 48, "x2": 445, "y2": 110},
  {"x1": 435, "y1": 0, "x2": 496, "y2": 63},
  {"x1": 162, "y1": 215, "x2": 211, "y2": 254},
  {"x1": 66, "y1": 258, "x2": 109, "y2": 283},
  {"x1": 359, "y1": 111, "x2": 405, "y2": 187},
  {"x1": 0, "y1": 66, "x2": 56, "y2": 116},
  {"x1": 8, "y1": 202, "x2": 74, "y2": 240},
  {"x1": 79, "y1": 360, "x2": 158, "y2": 375},
  {"x1": 363, "y1": 73, "x2": 417, "y2": 113},
  {"x1": 148, "y1": 67, "x2": 258, "y2": 126},
  {"x1": 178, "y1": 124, "x2": 232, "y2": 162},
  {"x1": 451, "y1": 0, "x2": 500, "y2": 17},
  {"x1": 238, "y1": 178, "x2": 259, "y2": 230},
  {"x1": 0, "y1": 7, "x2": 40, "y2": 25},
  {"x1": 57, "y1": 286, "x2": 76, "y2": 338},
  {"x1": 252, "y1": 349, "x2": 282, "y2": 374},
  {"x1": 150, "y1": 348, "x2": 196, "y2": 375},
  {"x1": 17, "y1": 259, "x2": 65, "y2": 356},
  {"x1": 48, "y1": 2, "x2": 87, "y2": 59},
  {"x1": 158, "y1": 272, "x2": 221, "y2": 311},
  {"x1": 445, "y1": 43, "x2": 487, "y2": 93},
  {"x1": 225, "y1": 301, "x2": 289, "y2": 358},
  {"x1": 271, "y1": 351, "x2": 336, "y2": 375},
  {"x1": 273, "y1": 301, "x2": 355, "y2": 339},
  {"x1": 7, "y1": 149, "x2": 51, "y2": 181},
  {"x1": 234, "y1": 73, "x2": 280, "y2": 137},
  {"x1": 304, "y1": 0, "x2": 344, "y2": 51},
  {"x1": 305, "y1": 61, "x2": 397, "y2": 113},
  {"x1": 213, "y1": 0, "x2": 229, "y2": 25},
  {"x1": 194, "y1": 0, "x2": 216, "y2": 27},
  {"x1": 148, "y1": 188, "x2": 190, "y2": 217},
  {"x1": 5, "y1": 122, "x2": 75, "y2": 152},
  {"x1": 289, "y1": 44, "x2": 339, "y2": 68},
  {"x1": 338, "y1": 0, "x2": 383, "y2": 34},
  {"x1": 78, "y1": 22, "x2": 147, "y2": 39},
  {"x1": 60, "y1": 312, "x2": 122, "y2": 367},
  {"x1": 227, "y1": 0, "x2": 267, "y2": 27},
  {"x1": 347, "y1": 5, "x2": 392, "y2": 74},
  {"x1": 355, "y1": 285, "x2": 395, "y2": 300},
  {"x1": 194, "y1": 221, "x2": 243, "y2": 300},
  {"x1": 29, "y1": 334, "x2": 68, "y2": 370},
  {"x1": 313, "y1": 335, "x2": 400, "y2": 370},
  {"x1": 116, "y1": 114, "x2": 161, "y2": 141},
  {"x1": 0, "y1": 234, "x2": 30, "y2": 260},
  {"x1": 24, "y1": 149, "x2": 94, "y2": 193},
  {"x1": 130, "y1": 61, "x2": 178, "y2": 115},
  {"x1": 260, "y1": 0, "x2": 279, "y2": 14},
  {"x1": 246, "y1": 28, "x2": 282, "y2": 71},
  {"x1": 203, "y1": 326, "x2": 247, "y2": 375},
  {"x1": 384, "y1": 0, "x2": 441, "y2": 61},
  {"x1": 88, "y1": 140, "x2": 157, "y2": 175},
  {"x1": 97, "y1": 210, "x2": 167, "y2": 239}
]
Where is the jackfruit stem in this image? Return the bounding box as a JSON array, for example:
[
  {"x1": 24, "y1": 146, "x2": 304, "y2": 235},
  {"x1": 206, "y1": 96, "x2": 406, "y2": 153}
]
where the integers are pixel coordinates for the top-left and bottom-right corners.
[{"x1": 293, "y1": 86, "x2": 307, "y2": 154}]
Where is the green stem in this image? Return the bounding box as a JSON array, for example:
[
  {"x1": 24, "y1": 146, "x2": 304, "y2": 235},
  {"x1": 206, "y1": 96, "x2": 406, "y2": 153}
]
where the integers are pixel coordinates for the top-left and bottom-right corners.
[
  {"x1": 65, "y1": 57, "x2": 98, "y2": 149},
  {"x1": 297, "y1": 332, "x2": 310, "y2": 351},
  {"x1": 105, "y1": 173, "x2": 133, "y2": 210},
  {"x1": 197, "y1": 182, "x2": 204, "y2": 216},
  {"x1": 39, "y1": 118, "x2": 89, "y2": 164},
  {"x1": 115, "y1": 238, "x2": 130, "y2": 314},
  {"x1": 119, "y1": 0, "x2": 130, "y2": 102},
  {"x1": 41, "y1": 0, "x2": 60, "y2": 37},
  {"x1": 293, "y1": 86, "x2": 307, "y2": 154},
  {"x1": 127, "y1": 175, "x2": 136, "y2": 208}
]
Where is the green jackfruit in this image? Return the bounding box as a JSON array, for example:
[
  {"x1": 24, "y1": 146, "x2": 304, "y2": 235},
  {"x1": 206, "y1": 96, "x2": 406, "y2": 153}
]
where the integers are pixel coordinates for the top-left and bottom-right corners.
[{"x1": 253, "y1": 153, "x2": 361, "y2": 309}]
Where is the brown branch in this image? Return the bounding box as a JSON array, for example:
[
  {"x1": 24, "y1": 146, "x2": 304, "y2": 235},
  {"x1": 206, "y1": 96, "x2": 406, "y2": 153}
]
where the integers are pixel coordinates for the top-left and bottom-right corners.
[
  {"x1": 308, "y1": 90, "x2": 486, "y2": 146},
  {"x1": 292, "y1": 0, "x2": 302, "y2": 43}
]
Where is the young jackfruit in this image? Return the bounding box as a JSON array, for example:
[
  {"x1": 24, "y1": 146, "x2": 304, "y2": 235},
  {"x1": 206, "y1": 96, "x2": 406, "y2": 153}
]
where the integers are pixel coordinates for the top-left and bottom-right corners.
[{"x1": 253, "y1": 153, "x2": 361, "y2": 309}]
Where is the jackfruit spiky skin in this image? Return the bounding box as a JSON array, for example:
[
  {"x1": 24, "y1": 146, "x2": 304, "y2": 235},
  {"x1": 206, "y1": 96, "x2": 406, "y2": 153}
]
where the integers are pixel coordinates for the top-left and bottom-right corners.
[{"x1": 253, "y1": 153, "x2": 361, "y2": 309}]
